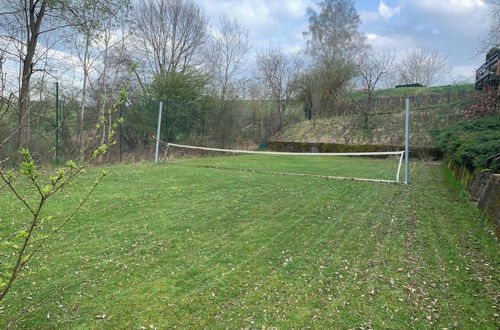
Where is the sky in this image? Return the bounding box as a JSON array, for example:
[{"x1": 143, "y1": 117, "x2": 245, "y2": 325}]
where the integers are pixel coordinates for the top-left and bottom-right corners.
[
  {"x1": 1, "y1": 0, "x2": 492, "y2": 89},
  {"x1": 195, "y1": 0, "x2": 493, "y2": 84}
]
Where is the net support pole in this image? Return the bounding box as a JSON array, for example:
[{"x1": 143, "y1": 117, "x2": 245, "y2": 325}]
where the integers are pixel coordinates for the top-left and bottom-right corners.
[
  {"x1": 154, "y1": 101, "x2": 163, "y2": 164},
  {"x1": 404, "y1": 98, "x2": 410, "y2": 184}
]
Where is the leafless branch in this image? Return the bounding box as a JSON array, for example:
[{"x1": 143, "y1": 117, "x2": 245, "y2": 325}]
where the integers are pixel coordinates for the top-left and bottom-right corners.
[
  {"x1": 395, "y1": 47, "x2": 450, "y2": 86},
  {"x1": 132, "y1": 0, "x2": 208, "y2": 75}
]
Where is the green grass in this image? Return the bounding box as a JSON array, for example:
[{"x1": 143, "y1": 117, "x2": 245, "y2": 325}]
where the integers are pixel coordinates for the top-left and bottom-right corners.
[
  {"x1": 172, "y1": 153, "x2": 403, "y2": 182},
  {"x1": 0, "y1": 158, "x2": 498, "y2": 328}
]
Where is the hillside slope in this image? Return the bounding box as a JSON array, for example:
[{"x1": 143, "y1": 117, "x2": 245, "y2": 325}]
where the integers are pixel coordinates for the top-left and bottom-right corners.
[
  {"x1": 348, "y1": 83, "x2": 474, "y2": 100},
  {"x1": 273, "y1": 85, "x2": 476, "y2": 146}
]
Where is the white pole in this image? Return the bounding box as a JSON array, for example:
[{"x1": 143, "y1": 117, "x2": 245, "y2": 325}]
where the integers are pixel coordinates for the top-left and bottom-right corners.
[
  {"x1": 404, "y1": 98, "x2": 410, "y2": 184},
  {"x1": 154, "y1": 101, "x2": 163, "y2": 164}
]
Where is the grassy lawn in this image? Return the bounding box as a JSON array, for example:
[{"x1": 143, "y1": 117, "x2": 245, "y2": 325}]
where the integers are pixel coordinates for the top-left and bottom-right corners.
[
  {"x1": 0, "y1": 158, "x2": 498, "y2": 328},
  {"x1": 170, "y1": 153, "x2": 404, "y2": 182}
]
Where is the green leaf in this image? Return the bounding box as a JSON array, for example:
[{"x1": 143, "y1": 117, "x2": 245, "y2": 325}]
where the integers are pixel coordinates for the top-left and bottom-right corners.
[
  {"x1": 65, "y1": 160, "x2": 77, "y2": 169},
  {"x1": 0, "y1": 241, "x2": 19, "y2": 250},
  {"x1": 41, "y1": 185, "x2": 52, "y2": 195},
  {"x1": 50, "y1": 175, "x2": 58, "y2": 186}
]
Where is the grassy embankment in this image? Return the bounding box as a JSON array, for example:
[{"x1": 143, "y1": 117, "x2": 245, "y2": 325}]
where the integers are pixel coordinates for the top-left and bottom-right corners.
[
  {"x1": 273, "y1": 84, "x2": 476, "y2": 146},
  {"x1": 0, "y1": 156, "x2": 498, "y2": 328},
  {"x1": 348, "y1": 83, "x2": 474, "y2": 100}
]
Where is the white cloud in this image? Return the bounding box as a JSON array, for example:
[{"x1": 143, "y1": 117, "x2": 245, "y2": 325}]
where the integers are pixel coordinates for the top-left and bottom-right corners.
[
  {"x1": 411, "y1": 0, "x2": 486, "y2": 15},
  {"x1": 196, "y1": 0, "x2": 312, "y2": 57},
  {"x1": 365, "y1": 33, "x2": 415, "y2": 54},
  {"x1": 359, "y1": 1, "x2": 400, "y2": 24},
  {"x1": 406, "y1": 0, "x2": 490, "y2": 38},
  {"x1": 284, "y1": 0, "x2": 313, "y2": 18},
  {"x1": 197, "y1": 0, "x2": 271, "y2": 27},
  {"x1": 378, "y1": 1, "x2": 400, "y2": 20},
  {"x1": 198, "y1": 0, "x2": 313, "y2": 27}
]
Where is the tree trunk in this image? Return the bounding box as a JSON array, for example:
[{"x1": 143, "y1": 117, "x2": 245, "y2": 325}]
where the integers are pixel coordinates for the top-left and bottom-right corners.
[
  {"x1": 278, "y1": 102, "x2": 283, "y2": 131},
  {"x1": 363, "y1": 111, "x2": 369, "y2": 129},
  {"x1": 17, "y1": 1, "x2": 47, "y2": 150},
  {"x1": 363, "y1": 93, "x2": 373, "y2": 129}
]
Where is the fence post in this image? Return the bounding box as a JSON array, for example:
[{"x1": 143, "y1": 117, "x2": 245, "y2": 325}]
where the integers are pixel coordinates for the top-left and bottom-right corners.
[
  {"x1": 404, "y1": 98, "x2": 410, "y2": 184},
  {"x1": 119, "y1": 102, "x2": 124, "y2": 162}
]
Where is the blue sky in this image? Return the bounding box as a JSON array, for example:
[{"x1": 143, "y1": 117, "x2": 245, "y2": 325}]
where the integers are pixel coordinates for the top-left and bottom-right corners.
[{"x1": 196, "y1": 0, "x2": 492, "y2": 83}]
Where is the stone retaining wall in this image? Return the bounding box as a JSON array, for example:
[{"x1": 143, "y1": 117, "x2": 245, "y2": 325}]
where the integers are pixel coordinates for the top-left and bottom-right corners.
[
  {"x1": 267, "y1": 141, "x2": 442, "y2": 159},
  {"x1": 468, "y1": 172, "x2": 500, "y2": 237},
  {"x1": 447, "y1": 159, "x2": 500, "y2": 237}
]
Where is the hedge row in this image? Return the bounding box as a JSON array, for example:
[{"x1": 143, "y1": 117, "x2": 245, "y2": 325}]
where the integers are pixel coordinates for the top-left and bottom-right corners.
[{"x1": 431, "y1": 115, "x2": 500, "y2": 172}]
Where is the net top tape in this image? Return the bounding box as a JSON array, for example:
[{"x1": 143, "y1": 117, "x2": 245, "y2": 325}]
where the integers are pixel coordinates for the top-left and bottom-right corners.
[{"x1": 167, "y1": 143, "x2": 404, "y2": 156}]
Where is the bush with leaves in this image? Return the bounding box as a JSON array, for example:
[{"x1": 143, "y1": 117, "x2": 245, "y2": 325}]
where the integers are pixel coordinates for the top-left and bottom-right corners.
[
  {"x1": 129, "y1": 69, "x2": 217, "y2": 144},
  {"x1": 431, "y1": 115, "x2": 500, "y2": 172}
]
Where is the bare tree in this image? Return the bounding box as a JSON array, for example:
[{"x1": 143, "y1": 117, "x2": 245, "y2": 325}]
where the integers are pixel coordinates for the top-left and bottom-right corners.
[
  {"x1": 357, "y1": 50, "x2": 394, "y2": 128},
  {"x1": 395, "y1": 47, "x2": 450, "y2": 86},
  {"x1": 301, "y1": 0, "x2": 366, "y2": 119},
  {"x1": 0, "y1": 0, "x2": 51, "y2": 149},
  {"x1": 477, "y1": 0, "x2": 500, "y2": 55},
  {"x1": 256, "y1": 47, "x2": 302, "y2": 131},
  {"x1": 132, "y1": 0, "x2": 208, "y2": 75},
  {"x1": 247, "y1": 81, "x2": 267, "y2": 138},
  {"x1": 297, "y1": 60, "x2": 354, "y2": 120},
  {"x1": 204, "y1": 14, "x2": 249, "y2": 144},
  {"x1": 91, "y1": 17, "x2": 136, "y2": 150},
  {"x1": 68, "y1": 0, "x2": 130, "y2": 151},
  {"x1": 0, "y1": 47, "x2": 16, "y2": 156},
  {"x1": 205, "y1": 14, "x2": 250, "y2": 103},
  {"x1": 0, "y1": 0, "x2": 94, "y2": 150},
  {"x1": 304, "y1": 0, "x2": 365, "y2": 61}
]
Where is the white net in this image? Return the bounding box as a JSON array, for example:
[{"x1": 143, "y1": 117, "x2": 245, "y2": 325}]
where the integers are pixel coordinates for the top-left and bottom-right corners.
[{"x1": 164, "y1": 143, "x2": 406, "y2": 183}]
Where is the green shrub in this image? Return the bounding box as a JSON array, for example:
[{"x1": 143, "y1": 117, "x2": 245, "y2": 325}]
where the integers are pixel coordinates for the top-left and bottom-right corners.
[{"x1": 432, "y1": 115, "x2": 500, "y2": 172}]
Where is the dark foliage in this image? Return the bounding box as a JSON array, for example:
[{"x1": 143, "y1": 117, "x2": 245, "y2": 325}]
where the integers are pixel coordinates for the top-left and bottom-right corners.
[
  {"x1": 128, "y1": 70, "x2": 218, "y2": 145},
  {"x1": 486, "y1": 47, "x2": 500, "y2": 61},
  {"x1": 431, "y1": 115, "x2": 500, "y2": 172}
]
